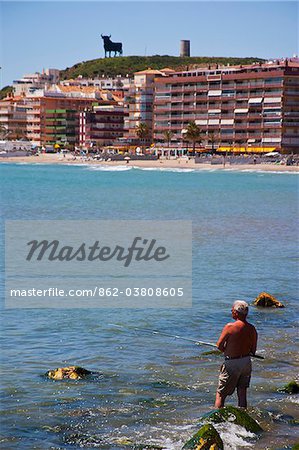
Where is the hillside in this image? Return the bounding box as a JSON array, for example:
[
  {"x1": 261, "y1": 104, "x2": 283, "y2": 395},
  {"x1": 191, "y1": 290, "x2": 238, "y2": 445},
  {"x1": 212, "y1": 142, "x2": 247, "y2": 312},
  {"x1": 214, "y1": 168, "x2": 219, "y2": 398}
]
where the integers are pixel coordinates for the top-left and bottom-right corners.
[
  {"x1": 0, "y1": 86, "x2": 13, "y2": 100},
  {"x1": 60, "y1": 55, "x2": 265, "y2": 79}
]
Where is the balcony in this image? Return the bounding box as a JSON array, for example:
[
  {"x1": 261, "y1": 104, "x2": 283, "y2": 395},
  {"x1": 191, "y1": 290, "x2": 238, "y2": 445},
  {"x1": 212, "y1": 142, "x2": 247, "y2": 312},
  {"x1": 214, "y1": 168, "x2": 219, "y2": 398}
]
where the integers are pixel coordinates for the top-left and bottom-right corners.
[
  {"x1": 171, "y1": 85, "x2": 196, "y2": 93},
  {"x1": 234, "y1": 124, "x2": 248, "y2": 129},
  {"x1": 284, "y1": 90, "x2": 299, "y2": 96},
  {"x1": 220, "y1": 114, "x2": 235, "y2": 119},
  {"x1": 283, "y1": 122, "x2": 299, "y2": 127},
  {"x1": 263, "y1": 122, "x2": 281, "y2": 130},
  {"x1": 247, "y1": 124, "x2": 263, "y2": 130},
  {"x1": 235, "y1": 133, "x2": 248, "y2": 138},
  {"x1": 154, "y1": 99, "x2": 171, "y2": 105},
  {"x1": 27, "y1": 126, "x2": 40, "y2": 131},
  {"x1": 249, "y1": 83, "x2": 264, "y2": 88},
  {"x1": 183, "y1": 96, "x2": 196, "y2": 101},
  {"x1": 263, "y1": 82, "x2": 283, "y2": 89},
  {"x1": 27, "y1": 117, "x2": 40, "y2": 122}
]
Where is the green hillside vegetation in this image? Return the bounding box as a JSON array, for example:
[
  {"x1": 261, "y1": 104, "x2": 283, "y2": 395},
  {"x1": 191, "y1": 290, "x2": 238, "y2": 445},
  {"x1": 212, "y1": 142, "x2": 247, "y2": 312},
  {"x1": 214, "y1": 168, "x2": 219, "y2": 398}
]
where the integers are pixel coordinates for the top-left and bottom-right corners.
[
  {"x1": 0, "y1": 85, "x2": 13, "y2": 100},
  {"x1": 60, "y1": 55, "x2": 265, "y2": 79}
]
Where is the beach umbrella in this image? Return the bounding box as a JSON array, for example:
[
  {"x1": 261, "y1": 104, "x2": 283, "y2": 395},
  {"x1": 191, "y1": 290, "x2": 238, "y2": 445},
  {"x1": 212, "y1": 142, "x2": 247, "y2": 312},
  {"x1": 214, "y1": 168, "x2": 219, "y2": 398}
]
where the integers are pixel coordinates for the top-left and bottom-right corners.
[{"x1": 124, "y1": 156, "x2": 131, "y2": 164}]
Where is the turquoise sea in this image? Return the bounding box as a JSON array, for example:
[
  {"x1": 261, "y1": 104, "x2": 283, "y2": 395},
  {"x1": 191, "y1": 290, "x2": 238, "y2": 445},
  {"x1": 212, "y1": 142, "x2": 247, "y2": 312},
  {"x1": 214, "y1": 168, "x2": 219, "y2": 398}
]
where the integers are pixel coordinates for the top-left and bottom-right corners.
[{"x1": 0, "y1": 163, "x2": 298, "y2": 449}]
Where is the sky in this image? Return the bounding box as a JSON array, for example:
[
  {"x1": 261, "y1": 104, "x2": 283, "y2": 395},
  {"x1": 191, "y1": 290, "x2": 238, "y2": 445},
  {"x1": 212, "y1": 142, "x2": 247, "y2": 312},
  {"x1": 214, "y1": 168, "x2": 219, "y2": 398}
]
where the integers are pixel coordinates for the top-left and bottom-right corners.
[{"x1": 0, "y1": 1, "x2": 298, "y2": 87}]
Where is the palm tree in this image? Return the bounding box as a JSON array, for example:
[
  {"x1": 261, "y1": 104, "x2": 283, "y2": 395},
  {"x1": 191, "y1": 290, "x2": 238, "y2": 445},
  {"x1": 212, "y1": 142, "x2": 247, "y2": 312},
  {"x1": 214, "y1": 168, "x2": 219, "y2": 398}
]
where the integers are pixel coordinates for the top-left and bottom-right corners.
[
  {"x1": 10, "y1": 127, "x2": 28, "y2": 141},
  {"x1": 185, "y1": 121, "x2": 202, "y2": 156},
  {"x1": 207, "y1": 130, "x2": 219, "y2": 154},
  {"x1": 0, "y1": 125, "x2": 10, "y2": 139},
  {"x1": 163, "y1": 130, "x2": 173, "y2": 148},
  {"x1": 135, "y1": 122, "x2": 150, "y2": 149},
  {"x1": 162, "y1": 129, "x2": 173, "y2": 159}
]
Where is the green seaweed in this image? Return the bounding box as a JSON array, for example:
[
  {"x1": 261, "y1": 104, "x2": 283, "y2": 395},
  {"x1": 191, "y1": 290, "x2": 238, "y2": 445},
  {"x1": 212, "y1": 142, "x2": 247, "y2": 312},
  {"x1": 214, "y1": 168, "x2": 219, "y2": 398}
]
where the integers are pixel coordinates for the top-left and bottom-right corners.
[
  {"x1": 183, "y1": 423, "x2": 223, "y2": 449},
  {"x1": 278, "y1": 381, "x2": 299, "y2": 394},
  {"x1": 138, "y1": 397, "x2": 168, "y2": 407},
  {"x1": 202, "y1": 405, "x2": 263, "y2": 434}
]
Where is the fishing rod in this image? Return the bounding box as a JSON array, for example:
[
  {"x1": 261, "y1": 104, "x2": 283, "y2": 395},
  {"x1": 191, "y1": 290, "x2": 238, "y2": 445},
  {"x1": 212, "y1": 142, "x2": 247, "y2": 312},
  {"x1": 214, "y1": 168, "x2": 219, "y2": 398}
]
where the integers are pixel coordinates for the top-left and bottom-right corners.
[{"x1": 109, "y1": 324, "x2": 265, "y2": 360}]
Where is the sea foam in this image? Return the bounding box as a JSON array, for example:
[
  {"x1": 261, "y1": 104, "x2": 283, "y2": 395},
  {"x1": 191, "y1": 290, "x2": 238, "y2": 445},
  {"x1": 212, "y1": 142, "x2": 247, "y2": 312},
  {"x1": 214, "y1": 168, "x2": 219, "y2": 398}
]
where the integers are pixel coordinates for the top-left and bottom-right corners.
[{"x1": 87, "y1": 165, "x2": 133, "y2": 171}]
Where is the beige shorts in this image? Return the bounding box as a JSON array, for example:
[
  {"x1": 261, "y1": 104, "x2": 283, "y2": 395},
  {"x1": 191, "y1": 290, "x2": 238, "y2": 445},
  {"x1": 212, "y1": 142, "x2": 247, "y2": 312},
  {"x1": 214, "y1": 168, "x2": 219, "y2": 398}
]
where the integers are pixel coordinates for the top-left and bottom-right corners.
[{"x1": 217, "y1": 356, "x2": 252, "y2": 397}]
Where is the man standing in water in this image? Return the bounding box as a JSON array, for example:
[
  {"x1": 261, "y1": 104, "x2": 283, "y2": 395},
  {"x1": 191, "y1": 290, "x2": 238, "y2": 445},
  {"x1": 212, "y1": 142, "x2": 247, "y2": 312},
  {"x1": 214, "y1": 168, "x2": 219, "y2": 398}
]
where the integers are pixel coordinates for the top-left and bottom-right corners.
[{"x1": 215, "y1": 300, "x2": 258, "y2": 408}]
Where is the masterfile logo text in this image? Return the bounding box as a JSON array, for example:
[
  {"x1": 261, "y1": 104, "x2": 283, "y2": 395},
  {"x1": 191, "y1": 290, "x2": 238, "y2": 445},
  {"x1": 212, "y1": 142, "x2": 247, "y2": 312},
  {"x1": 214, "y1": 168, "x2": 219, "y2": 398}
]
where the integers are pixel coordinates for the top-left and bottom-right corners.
[{"x1": 5, "y1": 220, "x2": 192, "y2": 309}]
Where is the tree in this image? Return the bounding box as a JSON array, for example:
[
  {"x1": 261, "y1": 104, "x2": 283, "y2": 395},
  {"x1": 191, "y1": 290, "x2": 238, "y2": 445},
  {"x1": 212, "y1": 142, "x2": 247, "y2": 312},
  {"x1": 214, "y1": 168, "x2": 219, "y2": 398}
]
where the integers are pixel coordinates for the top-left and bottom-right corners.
[
  {"x1": 207, "y1": 130, "x2": 219, "y2": 154},
  {"x1": 11, "y1": 128, "x2": 29, "y2": 141},
  {"x1": 162, "y1": 130, "x2": 173, "y2": 148},
  {"x1": 135, "y1": 122, "x2": 150, "y2": 147},
  {"x1": 0, "y1": 85, "x2": 13, "y2": 100},
  {"x1": 0, "y1": 125, "x2": 10, "y2": 139},
  {"x1": 185, "y1": 121, "x2": 202, "y2": 156}
]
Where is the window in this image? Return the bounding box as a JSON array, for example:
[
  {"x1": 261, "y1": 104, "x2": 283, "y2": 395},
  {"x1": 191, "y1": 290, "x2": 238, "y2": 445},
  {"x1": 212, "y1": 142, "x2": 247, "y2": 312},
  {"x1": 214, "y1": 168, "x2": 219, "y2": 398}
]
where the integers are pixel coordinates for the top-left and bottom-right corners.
[
  {"x1": 221, "y1": 129, "x2": 234, "y2": 134},
  {"x1": 222, "y1": 90, "x2": 235, "y2": 97},
  {"x1": 264, "y1": 77, "x2": 283, "y2": 84}
]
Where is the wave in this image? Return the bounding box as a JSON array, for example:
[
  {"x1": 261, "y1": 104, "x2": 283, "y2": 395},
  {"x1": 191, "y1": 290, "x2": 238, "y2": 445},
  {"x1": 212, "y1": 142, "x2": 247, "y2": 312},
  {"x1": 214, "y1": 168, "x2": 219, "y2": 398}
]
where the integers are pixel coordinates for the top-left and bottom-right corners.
[
  {"x1": 137, "y1": 167, "x2": 195, "y2": 173},
  {"x1": 65, "y1": 163, "x2": 90, "y2": 167},
  {"x1": 215, "y1": 423, "x2": 256, "y2": 449},
  {"x1": 86, "y1": 165, "x2": 133, "y2": 172},
  {"x1": 239, "y1": 169, "x2": 299, "y2": 175}
]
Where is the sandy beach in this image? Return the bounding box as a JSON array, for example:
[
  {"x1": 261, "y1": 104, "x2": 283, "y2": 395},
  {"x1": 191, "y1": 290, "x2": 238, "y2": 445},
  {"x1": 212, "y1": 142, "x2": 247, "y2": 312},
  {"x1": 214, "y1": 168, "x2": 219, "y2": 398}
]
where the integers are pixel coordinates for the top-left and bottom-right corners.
[{"x1": 1, "y1": 153, "x2": 298, "y2": 172}]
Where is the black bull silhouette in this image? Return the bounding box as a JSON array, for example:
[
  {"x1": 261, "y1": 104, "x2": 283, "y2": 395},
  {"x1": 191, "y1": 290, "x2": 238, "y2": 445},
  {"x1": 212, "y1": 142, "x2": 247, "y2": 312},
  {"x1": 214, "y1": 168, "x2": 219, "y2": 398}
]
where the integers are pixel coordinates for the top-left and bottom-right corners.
[{"x1": 101, "y1": 34, "x2": 123, "y2": 57}]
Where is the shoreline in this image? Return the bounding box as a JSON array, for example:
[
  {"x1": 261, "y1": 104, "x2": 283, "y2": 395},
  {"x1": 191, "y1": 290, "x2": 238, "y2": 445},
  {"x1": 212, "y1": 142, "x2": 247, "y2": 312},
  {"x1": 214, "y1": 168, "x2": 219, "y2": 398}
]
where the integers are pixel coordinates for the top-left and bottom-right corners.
[{"x1": 1, "y1": 153, "x2": 298, "y2": 172}]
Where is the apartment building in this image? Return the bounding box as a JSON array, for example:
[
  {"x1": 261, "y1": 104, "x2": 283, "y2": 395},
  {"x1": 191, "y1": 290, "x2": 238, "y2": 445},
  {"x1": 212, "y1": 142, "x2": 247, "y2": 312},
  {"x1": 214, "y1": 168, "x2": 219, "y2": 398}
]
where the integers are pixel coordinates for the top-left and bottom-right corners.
[
  {"x1": 0, "y1": 96, "x2": 28, "y2": 140},
  {"x1": 125, "y1": 69, "x2": 173, "y2": 145},
  {"x1": 79, "y1": 104, "x2": 127, "y2": 147},
  {"x1": 153, "y1": 59, "x2": 299, "y2": 153},
  {"x1": 0, "y1": 85, "x2": 126, "y2": 147},
  {"x1": 13, "y1": 69, "x2": 60, "y2": 96},
  {"x1": 61, "y1": 75, "x2": 133, "y2": 94}
]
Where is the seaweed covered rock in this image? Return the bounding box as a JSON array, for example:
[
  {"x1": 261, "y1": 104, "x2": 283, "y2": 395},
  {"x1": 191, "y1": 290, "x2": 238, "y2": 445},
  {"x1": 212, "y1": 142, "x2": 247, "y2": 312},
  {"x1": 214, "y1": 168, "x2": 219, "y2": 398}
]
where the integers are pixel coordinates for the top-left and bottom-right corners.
[
  {"x1": 46, "y1": 366, "x2": 91, "y2": 380},
  {"x1": 279, "y1": 381, "x2": 299, "y2": 394},
  {"x1": 202, "y1": 406, "x2": 263, "y2": 434},
  {"x1": 253, "y1": 292, "x2": 285, "y2": 308},
  {"x1": 182, "y1": 423, "x2": 223, "y2": 449}
]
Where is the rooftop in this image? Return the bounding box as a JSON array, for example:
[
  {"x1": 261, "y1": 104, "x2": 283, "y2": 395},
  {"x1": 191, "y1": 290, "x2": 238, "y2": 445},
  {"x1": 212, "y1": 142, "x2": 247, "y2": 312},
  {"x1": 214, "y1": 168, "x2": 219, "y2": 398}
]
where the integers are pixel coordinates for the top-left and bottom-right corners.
[{"x1": 168, "y1": 57, "x2": 299, "y2": 78}]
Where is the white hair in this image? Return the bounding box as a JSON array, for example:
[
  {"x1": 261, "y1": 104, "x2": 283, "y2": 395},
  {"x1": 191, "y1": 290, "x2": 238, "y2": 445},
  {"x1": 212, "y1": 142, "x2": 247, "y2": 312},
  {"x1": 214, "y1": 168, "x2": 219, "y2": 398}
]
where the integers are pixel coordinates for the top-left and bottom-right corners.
[{"x1": 233, "y1": 300, "x2": 249, "y2": 316}]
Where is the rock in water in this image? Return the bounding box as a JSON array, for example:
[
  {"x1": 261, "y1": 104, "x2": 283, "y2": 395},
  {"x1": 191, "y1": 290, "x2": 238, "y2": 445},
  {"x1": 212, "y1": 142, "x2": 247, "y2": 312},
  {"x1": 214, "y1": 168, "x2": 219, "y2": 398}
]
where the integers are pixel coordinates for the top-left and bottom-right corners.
[
  {"x1": 279, "y1": 381, "x2": 299, "y2": 394},
  {"x1": 182, "y1": 423, "x2": 223, "y2": 449},
  {"x1": 46, "y1": 366, "x2": 91, "y2": 380},
  {"x1": 253, "y1": 292, "x2": 285, "y2": 308},
  {"x1": 202, "y1": 406, "x2": 263, "y2": 434}
]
